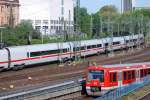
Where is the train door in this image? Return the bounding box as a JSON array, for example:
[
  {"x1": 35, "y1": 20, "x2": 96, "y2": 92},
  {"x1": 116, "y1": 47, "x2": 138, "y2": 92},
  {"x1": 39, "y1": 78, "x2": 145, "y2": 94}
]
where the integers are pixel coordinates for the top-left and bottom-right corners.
[
  {"x1": 79, "y1": 44, "x2": 86, "y2": 58},
  {"x1": 118, "y1": 71, "x2": 122, "y2": 87},
  {"x1": 4, "y1": 48, "x2": 11, "y2": 69},
  {"x1": 105, "y1": 43, "x2": 109, "y2": 54},
  {"x1": 136, "y1": 69, "x2": 140, "y2": 82},
  {"x1": 57, "y1": 42, "x2": 63, "y2": 63},
  {"x1": 68, "y1": 42, "x2": 72, "y2": 60},
  {"x1": 73, "y1": 41, "x2": 81, "y2": 61}
]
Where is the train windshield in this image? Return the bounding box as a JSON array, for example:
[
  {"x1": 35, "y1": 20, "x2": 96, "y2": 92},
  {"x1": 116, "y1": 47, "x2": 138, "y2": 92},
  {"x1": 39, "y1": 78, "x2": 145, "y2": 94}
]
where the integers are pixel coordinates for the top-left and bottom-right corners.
[{"x1": 88, "y1": 70, "x2": 104, "y2": 82}]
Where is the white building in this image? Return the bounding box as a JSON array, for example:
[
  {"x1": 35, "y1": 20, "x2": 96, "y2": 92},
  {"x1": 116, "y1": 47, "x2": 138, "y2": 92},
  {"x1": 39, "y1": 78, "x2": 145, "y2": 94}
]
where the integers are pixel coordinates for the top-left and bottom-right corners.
[{"x1": 21, "y1": 0, "x2": 74, "y2": 35}]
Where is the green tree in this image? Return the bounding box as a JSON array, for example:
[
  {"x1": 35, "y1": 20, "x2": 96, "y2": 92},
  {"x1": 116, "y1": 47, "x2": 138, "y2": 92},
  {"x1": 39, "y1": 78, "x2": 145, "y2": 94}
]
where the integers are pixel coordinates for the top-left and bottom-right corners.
[
  {"x1": 74, "y1": 7, "x2": 91, "y2": 38},
  {"x1": 94, "y1": 5, "x2": 119, "y2": 37}
]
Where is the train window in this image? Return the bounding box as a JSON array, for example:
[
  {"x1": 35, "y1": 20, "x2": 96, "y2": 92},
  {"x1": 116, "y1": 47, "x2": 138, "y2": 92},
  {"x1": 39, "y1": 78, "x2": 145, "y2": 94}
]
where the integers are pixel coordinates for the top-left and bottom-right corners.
[
  {"x1": 97, "y1": 44, "x2": 102, "y2": 47},
  {"x1": 132, "y1": 71, "x2": 135, "y2": 79},
  {"x1": 110, "y1": 73, "x2": 112, "y2": 82},
  {"x1": 140, "y1": 69, "x2": 144, "y2": 78},
  {"x1": 30, "y1": 51, "x2": 42, "y2": 57},
  {"x1": 80, "y1": 46, "x2": 85, "y2": 50},
  {"x1": 62, "y1": 49, "x2": 68, "y2": 53},
  {"x1": 88, "y1": 70, "x2": 104, "y2": 82},
  {"x1": 87, "y1": 46, "x2": 91, "y2": 49},
  {"x1": 74, "y1": 47, "x2": 78, "y2": 51},
  {"x1": 123, "y1": 72, "x2": 127, "y2": 80},
  {"x1": 144, "y1": 69, "x2": 148, "y2": 76},
  {"x1": 110, "y1": 72, "x2": 117, "y2": 82},
  {"x1": 74, "y1": 47, "x2": 85, "y2": 51},
  {"x1": 128, "y1": 71, "x2": 131, "y2": 80},
  {"x1": 140, "y1": 38, "x2": 143, "y2": 40},
  {"x1": 126, "y1": 40, "x2": 129, "y2": 43},
  {"x1": 27, "y1": 52, "x2": 29, "y2": 58},
  {"x1": 44, "y1": 50, "x2": 59, "y2": 55},
  {"x1": 113, "y1": 73, "x2": 117, "y2": 82},
  {"x1": 133, "y1": 39, "x2": 137, "y2": 42},
  {"x1": 92, "y1": 45, "x2": 97, "y2": 48},
  {"x1": 144, "y1": 69, "x2": 146, "y2": 76},
  {"x1": 87, "y1": 45, "x2": 97, "y2": 49},
  {"x1": 113, "y1": 42, "x2": 120, "y2": 45},
  {"x1": 73, "y1": 47, "x2": 77, "y2": 51},
  {"x1": 30, "y1": 49, "x2": 64, "y2": 57},
  {"x1": 148, "y1": 69, "x2": 150, "y2": 75},
  {"x1": 105, "y1": 43, "x2": 108, "y2": 46},
  {"x1": 41, "y1": 51, "x2": 50, "y2": 55}
]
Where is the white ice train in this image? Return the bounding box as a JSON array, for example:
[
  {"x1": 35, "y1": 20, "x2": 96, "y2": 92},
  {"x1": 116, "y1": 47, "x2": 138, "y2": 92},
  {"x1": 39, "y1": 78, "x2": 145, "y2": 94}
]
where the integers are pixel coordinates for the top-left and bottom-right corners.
[{"x1": 0, "y1": 34, "x2": 144, "y2": 71}]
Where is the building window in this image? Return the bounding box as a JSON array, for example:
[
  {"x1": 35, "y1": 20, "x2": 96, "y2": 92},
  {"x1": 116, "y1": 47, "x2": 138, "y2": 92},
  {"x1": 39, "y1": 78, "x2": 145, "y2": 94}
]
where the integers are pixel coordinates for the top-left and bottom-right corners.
[
  {"x1": 43, "y1": 26, "x2": 48, "y2": 30},
  {"x1": 35, "y1": 20, "x2": 41, "y2": 25},
  {"x1": 50, "y1": 20, "x2": 53, "y2": 24},
  {"x1": 35, "y1": 26, "x2": 41, "y2": 31},
  {"x1": 43, "y1": 20, "x2": 48, "y2": 24},
  {"x1": 1, "y1": 6, "x2": 4, "y2": 12},
  {"x1": 56, "y1": 20, "x2": 59, "y2": 24},
  {"x1": 51, "y1": 26, "x2": 53, "y2": 29}
]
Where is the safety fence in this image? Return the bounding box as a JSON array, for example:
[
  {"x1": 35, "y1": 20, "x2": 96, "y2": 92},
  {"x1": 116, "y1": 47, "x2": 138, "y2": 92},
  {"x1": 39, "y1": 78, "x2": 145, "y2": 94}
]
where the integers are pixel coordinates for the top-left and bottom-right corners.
[{"x1": 95, "y1": 75, "x2": 150, "y2": 100}]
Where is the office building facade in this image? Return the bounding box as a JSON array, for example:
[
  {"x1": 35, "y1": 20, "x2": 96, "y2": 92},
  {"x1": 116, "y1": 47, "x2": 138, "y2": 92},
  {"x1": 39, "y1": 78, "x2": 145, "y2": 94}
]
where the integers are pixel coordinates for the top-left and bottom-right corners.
[
  {"x1": 0, "y1": 0, "x2": 20, "y2": 27},
  {"x1": 32, "y1": 0, "x2": 74, "y2": 35}
]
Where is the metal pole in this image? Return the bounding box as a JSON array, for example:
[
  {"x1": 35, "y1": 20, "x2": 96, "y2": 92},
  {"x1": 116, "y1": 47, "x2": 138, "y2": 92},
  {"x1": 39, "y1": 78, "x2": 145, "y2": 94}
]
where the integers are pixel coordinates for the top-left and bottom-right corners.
[
  {"x1": 42, "y1": 29, "x2": 43, "y2": 44},
  {"x1": 68, "y1": 10, "x2": 71, "y2": 34},
  {"x1": 100, "y1": 16, "x2": 103, "y2": 34},
  {"x1": 121, "y1": 0, "x2": 123, "y2": 13},
  {"x1": 90, "y1": 15, "x2": 93, "y2": 38}
]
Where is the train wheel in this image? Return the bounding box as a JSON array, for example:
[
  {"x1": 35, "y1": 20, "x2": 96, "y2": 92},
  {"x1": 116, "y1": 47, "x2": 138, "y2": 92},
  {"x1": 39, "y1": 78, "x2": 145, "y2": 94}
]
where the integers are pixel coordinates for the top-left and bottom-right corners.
[
  {"x1": 12, "y1": 66, "x2": 19, "y2": 71},
  {"x1": 13, "y1": 64, "x2": 25, "y2": 71},
  {"x1": 97, "y1": 52, "x2": 100, "y2": 56}
]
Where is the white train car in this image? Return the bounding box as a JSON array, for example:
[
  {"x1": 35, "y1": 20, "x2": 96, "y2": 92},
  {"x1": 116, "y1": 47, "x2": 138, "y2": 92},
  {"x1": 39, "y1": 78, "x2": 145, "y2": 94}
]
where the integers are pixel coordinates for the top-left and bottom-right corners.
[
  {"x1": 125, "y1": 34, "x2": 144, "y2": 47},
  {"x1": 81, "y1": 39, "x2": 104, "y2": 56},
  {"x1": 103, "y1": 37, "x2": 125, "y2": 51},
  {"x1": 1, "y1": 42, "x2": 71, "y2": 70},
  {"x1": 70, "y1": 39, "x2": 105, "y2": 57},
  {"x1": 0, "y1": 34, "x2": 144, "y2": 71},
  {"x1": 0, "y1": 48, "x2": 9, "y2": 70}
]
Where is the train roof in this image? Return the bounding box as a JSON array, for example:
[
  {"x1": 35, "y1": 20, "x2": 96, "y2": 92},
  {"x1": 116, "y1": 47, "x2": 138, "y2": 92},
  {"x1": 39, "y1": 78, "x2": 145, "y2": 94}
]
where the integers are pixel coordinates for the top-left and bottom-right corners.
[
  {"x1": 88, "y1": 62, "x2": 150, "y2": 71},
  {"x1": 2, "y1": 34, "x2": 143, "y2": 50},
  {"x1": 5, "y1": 42, "x2": 70, "y2": 52}
]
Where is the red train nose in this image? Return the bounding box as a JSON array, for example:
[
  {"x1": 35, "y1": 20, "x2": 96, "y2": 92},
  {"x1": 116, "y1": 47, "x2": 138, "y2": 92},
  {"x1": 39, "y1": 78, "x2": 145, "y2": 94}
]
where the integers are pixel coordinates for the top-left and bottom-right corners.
[{"x1": 90, "y1": 80, "x2": 101, "y2": 86}]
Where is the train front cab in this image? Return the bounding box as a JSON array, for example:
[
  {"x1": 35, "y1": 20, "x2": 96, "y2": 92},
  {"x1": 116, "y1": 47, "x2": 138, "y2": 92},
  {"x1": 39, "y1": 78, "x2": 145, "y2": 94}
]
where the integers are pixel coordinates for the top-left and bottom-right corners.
[
  {"x1": 85, "y1": 67, "x2": 105, "y2": 96},
  {"x1": 85, "y1": 66, "x2": 137, "y2": 96}
]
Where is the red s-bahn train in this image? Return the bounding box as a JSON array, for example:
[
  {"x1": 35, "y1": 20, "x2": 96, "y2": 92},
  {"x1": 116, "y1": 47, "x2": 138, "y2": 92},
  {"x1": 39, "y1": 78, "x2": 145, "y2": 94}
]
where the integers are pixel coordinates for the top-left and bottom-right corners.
[{"x1": 81, "y1": 62, "x2": 150, "y2": 96}]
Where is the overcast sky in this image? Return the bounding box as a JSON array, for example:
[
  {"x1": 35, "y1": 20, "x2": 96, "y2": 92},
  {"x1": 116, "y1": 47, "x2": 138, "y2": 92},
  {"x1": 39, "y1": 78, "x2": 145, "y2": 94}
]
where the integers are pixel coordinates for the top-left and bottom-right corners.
[{"x1": 20, "y1": 0, "x2": 150, "y2": 19}]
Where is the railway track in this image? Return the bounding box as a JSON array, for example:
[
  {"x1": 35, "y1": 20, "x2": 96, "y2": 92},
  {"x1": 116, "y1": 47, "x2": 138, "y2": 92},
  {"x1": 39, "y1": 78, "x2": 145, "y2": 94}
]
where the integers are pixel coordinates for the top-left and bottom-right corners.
[
  {"x1": 137, "y1": 92, "x2": 150, "y2": 100},
  {"x1": 0, "y1": 47, "x2": 150, "y2": 97},
  {"x1": 0, "y1": 80, "x2": 82, "y2": 100}
]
